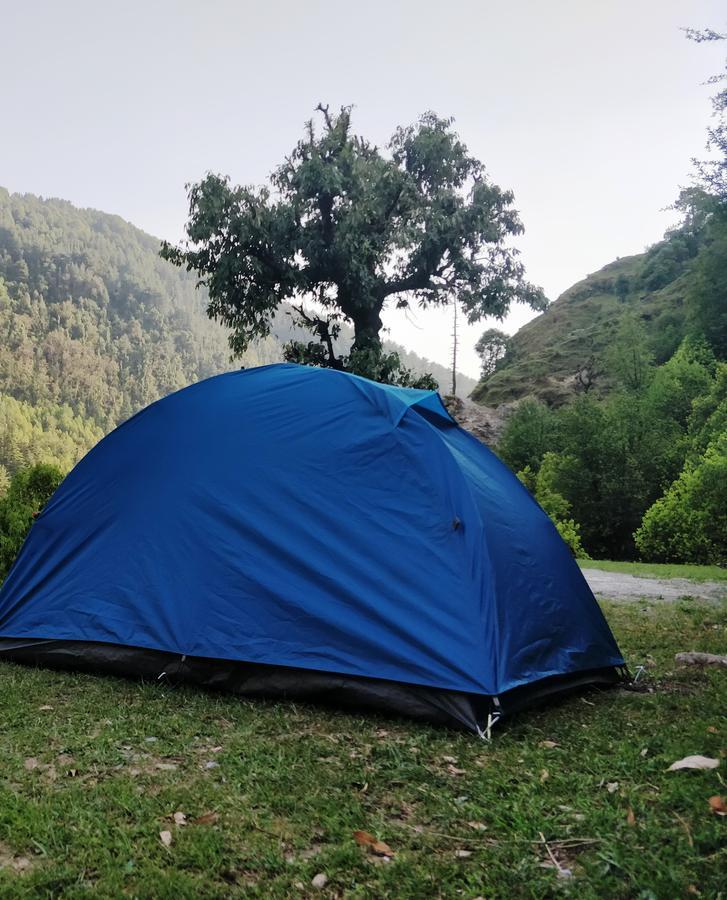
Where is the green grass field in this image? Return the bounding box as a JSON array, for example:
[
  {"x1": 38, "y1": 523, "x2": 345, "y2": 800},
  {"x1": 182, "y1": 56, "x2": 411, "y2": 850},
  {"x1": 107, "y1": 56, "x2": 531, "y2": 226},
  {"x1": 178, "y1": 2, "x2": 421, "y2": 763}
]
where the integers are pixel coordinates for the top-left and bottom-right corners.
[
  {"x1": 1, "y1": 599, "x2": 725, "y2": 898},
  {"x1": 578, "y1": 559, "x2": 727, "y2": 583}
]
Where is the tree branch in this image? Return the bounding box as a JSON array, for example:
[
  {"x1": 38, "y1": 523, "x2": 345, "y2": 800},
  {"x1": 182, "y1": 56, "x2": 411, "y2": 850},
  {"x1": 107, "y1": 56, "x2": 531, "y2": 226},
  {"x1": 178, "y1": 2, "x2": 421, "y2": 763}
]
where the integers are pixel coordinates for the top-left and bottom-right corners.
[
  {"x1": 382, "y1": 183, "x2": 404, "y2": 222},
  {"x1": 316, "y1": 103, "x2": 334, "y2": 131},
  {"x1": 381, "y1": 258, "x2": 453, "y2": 299},
  {"x1": 290, "y1": 302, "x2": 342, "y2": 368}
]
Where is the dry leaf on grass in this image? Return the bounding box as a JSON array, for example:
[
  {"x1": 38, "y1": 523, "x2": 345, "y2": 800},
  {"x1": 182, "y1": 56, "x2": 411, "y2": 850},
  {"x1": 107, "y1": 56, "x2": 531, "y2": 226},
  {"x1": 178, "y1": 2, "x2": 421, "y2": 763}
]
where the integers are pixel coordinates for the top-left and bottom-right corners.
[
  {"x1": 190, "y1": 811, "x2": 219, "y2": 825},
  {"x1": 708, "y1": 795, "x2": 727, "y2": 816},
  {"x1": 159, "y1": 830, "x2": 173, "y2": 848},
  {"x1": 353, "y1": 830, "x2": 395, "y2": 856},
  {"x1": 172, "y1": 812, "x2": 187, "y2": 826},
  {"x1": 626, "y1": 806, "x2": 636, "y2": 826},
  {"x1": 706, "y1": 726, "x2": 718, "y2": 734},
  {"x1": 667, "y1": 755, "x2": 719, "y2": 771}
]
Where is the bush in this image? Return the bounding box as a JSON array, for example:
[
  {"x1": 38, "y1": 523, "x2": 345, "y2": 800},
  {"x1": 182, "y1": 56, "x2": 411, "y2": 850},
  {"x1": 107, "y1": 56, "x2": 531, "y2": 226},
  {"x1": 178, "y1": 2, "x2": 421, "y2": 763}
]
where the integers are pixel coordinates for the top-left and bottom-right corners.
[
  {"x1": 634, "y1": 433, "x2": 727, "y2": 565},
  {"x1": 0, "y1": 463, "x2": 64, "y2": 581},
  {"x1": 518, "y1": 454, "x2": 589, "y2": 558},
  {"x1": 498, "y1": 398, "x2": 557, "y2": 473}
]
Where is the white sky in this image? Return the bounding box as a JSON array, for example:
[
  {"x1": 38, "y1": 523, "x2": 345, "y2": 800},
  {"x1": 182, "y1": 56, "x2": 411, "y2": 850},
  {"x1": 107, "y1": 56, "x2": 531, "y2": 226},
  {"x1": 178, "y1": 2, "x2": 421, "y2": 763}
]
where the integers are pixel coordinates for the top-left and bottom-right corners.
[{"x1": 2, "y1": 0, "x2": 725, "y2": 378}]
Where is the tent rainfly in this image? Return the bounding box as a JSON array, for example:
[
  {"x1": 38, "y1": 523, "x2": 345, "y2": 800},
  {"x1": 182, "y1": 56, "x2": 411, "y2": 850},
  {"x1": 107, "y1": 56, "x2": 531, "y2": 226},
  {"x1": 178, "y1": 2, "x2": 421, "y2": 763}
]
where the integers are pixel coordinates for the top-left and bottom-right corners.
[{"x1": 0, "y1": 364, "x2": 625, "y2": 733}]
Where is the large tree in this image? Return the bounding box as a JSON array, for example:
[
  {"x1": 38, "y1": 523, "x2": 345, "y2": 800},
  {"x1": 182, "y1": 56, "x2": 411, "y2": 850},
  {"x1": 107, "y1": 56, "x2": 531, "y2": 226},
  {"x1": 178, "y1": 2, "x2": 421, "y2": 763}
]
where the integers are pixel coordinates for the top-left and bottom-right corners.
[{"x1": 161, "y1": 105, "x2": 545, "y2": 382}]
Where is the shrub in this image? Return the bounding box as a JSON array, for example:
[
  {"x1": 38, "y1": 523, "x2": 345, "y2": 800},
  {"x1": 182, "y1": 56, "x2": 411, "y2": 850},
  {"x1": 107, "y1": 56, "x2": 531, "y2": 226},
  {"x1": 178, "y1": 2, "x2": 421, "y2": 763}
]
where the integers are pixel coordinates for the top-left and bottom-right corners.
[
  {"x1": 634, "y1": 433, "x2": 727, "y2": 565},
  {"x1": 498, "y1": 398, "x2": 557, "y2": 473},
  {"x1": 518, "y1": 453, "x2": 589, "y2": 558},
  {"x1": 0, "y1": 463, "x2": 64, "y2": 581}
]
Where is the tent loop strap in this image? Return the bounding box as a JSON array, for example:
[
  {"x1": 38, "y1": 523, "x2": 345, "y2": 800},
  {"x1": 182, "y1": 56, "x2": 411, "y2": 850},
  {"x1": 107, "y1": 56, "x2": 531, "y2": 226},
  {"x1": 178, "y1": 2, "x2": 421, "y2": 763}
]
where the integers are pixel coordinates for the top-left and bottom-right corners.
[
  {"x1": 157, "y1": 654, "x2": 188, "y2": 683},
  {"x1": 478, "y1": 697, "x2": 502, "y2": 741}
]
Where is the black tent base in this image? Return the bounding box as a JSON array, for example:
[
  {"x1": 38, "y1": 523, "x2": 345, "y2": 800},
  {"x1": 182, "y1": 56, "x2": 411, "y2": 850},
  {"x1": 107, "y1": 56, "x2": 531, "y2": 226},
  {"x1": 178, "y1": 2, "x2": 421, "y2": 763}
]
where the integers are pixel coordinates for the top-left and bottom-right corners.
[{"x1": 0, "y1": 638, "x2": 625, "y2": 734}]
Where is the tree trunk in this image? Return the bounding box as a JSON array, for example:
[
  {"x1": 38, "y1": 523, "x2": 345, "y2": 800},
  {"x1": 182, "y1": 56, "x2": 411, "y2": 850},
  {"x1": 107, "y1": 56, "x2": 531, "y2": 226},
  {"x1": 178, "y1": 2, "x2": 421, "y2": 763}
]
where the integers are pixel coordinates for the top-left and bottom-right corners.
[{"x1": 351, "y1": 305, "x2": 383, "y2": 354}]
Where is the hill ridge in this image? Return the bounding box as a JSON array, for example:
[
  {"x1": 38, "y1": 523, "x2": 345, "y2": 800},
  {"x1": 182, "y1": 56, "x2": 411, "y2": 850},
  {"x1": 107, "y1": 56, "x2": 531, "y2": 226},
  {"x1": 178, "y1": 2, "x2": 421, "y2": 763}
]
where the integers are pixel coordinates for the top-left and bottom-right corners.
[{"x1": 472, "y1": 235, "x2": 697, "y2": 407}]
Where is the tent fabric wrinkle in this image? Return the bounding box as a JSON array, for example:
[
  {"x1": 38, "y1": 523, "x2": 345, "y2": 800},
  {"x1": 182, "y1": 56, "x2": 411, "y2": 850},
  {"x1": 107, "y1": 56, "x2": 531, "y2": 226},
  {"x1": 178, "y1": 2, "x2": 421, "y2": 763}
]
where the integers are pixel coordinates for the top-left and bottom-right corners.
[{"x1": 0, "y1": 363, "x2": 624, "y2": 731}]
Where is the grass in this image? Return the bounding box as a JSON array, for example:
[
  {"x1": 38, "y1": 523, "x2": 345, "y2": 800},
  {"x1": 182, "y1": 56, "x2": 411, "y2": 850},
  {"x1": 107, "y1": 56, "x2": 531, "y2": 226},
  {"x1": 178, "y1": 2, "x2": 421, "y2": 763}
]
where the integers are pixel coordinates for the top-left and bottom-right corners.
[
  {"x1": 0, "y1": 599, "x2": 725, "y2": 898},
  {"x1": 578, "y1": 558, "x2": 727, "y2": 583}
]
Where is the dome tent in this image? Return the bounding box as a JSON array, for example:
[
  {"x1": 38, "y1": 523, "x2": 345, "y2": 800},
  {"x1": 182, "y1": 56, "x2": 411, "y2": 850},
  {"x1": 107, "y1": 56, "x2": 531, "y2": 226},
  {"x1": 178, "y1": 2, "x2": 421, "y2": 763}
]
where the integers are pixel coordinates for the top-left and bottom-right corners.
[{"x1": 0, "y1": 364, "x2": 624, "y2": 733}]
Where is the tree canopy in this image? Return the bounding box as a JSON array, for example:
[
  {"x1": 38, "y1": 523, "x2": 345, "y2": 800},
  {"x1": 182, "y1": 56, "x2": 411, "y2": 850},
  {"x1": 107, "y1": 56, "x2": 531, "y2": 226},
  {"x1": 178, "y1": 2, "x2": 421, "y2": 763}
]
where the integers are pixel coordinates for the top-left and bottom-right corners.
[
  {"x1": 162, "y1": 105, "x2": 545, "y2": 383},
  {"x1": 475, "y1": 328, "x2": 510, "y2": 377}
]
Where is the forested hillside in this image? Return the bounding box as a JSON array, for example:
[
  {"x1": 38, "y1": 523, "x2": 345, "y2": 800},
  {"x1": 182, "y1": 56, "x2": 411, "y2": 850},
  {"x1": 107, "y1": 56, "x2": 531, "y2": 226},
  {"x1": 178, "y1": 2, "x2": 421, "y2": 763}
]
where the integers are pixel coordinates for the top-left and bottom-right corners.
[
  {"x1": 473, "y1": 200, "x2": 722, "y2": 406},
  {"x1": 487, "y1": 191, "x2": 727, "y2": 563},
  {"x1": 0, "y1": 189, "x2": 475, "y2": 482}
]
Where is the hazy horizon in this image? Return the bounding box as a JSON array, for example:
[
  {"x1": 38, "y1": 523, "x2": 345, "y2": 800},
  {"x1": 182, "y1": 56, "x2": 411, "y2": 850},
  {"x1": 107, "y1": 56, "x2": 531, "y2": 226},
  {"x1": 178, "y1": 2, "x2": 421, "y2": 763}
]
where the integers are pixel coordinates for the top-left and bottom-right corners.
[{"x1": 3, "y1": 0, "x2": 725, "y2": 377}]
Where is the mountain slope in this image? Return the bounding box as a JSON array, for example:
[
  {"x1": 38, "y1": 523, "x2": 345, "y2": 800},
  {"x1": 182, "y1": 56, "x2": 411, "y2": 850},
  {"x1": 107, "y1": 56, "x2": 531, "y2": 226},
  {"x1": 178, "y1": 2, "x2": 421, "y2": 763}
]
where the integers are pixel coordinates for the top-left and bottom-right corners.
[
  {"x1": 472, "y1": 235, "x2": 700, "y2": 407},
  {"x1": 0, "y1": 189, "x2": 475, "y2": 476}
]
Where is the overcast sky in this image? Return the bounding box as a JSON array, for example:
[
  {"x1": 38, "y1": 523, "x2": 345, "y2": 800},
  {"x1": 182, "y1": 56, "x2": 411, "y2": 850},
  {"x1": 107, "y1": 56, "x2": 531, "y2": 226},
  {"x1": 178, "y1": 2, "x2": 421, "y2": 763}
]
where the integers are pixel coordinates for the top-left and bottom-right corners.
[{"x1": 2, "y1": 0, "x2": 725, "y2": 378}]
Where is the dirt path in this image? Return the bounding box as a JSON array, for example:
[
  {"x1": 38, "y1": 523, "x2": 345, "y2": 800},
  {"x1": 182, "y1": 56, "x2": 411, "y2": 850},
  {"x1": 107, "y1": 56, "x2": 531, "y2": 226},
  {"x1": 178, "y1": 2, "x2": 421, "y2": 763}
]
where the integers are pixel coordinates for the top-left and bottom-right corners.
[{"x1": 581, "y1": 568, "x2": 725, "y2": 602}]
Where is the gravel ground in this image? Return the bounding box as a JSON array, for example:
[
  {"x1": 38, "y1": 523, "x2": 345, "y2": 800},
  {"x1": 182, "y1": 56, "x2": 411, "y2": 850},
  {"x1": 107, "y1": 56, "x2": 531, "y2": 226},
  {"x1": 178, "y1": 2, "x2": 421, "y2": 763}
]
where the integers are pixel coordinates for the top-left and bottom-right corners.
[{"x1": 582, "y1": 568, "x2": 726, "y2": 602}]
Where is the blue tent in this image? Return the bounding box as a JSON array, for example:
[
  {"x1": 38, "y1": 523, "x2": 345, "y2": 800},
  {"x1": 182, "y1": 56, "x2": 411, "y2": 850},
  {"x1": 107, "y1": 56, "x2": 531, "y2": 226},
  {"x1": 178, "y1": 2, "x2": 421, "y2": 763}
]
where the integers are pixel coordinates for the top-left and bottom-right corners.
[{"x1": 0, "y1": 364, "x2": 624, "y2": 731}]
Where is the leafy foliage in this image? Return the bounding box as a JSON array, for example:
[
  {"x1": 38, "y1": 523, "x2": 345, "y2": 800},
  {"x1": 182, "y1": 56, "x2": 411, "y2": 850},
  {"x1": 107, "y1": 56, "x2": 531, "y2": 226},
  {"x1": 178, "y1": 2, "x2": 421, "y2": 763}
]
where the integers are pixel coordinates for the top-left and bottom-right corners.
[
  {"x1": 551, "y1": 394, "x2": 684, "y2": 559},
  {"x1": 162, "y1": 105, "x2": 545, "y2": 382},
  {"x1": 645, "y1": 337, "x2": 715, "y2": 428},
  {"x1": 517, "y1": 454, "x2": 588, "y2": 557},
  {"x1": 635, "y1": 432, "x2": 727, "y2": 565},
  {"x1": 497, "y1": 398, "x2": 556, "y2": 473},
  {"x1": 0, "y1": 464, "x2": 63, "y2": 580},
  {"x1": 689, "y1": 362, "x2": 727, "y2": 455}
]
